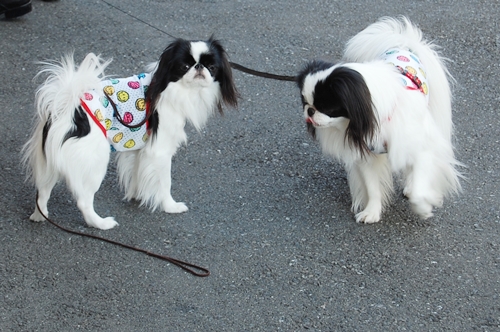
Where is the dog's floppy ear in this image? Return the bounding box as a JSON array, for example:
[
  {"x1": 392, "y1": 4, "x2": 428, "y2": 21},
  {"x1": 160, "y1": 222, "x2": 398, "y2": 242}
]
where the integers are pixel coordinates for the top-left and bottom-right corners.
[
  {"x1": 208, "y1": 36, "x2": 239, "y2": 112},
  {"x1": 327, "y1": 66, "x2": 378, "y2": 156},
  {"x1": 146, "y1": 39, "x2": 190, "y2": 112},
  {"x1": 145, "y1": 39, "x2": 191, "y2": 136}
]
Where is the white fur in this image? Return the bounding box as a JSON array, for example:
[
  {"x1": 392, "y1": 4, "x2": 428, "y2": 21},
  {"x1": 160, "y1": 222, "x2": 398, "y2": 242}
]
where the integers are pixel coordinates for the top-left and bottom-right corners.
[
  {"x1": 23, "y1": 44, "x2": 223, "y2": 230},
  {"x1": 190, "y1": 41, "x2": 210, "y2": 62},
  {"x1": 116, "y1": 71, "x2": 220, "y2": 212},
  {"x1": 302, "y1": 17, "x2": 462, "y2": 223},
  {"x1": 343, "y1": 16, "x2": 455, "y2": 142}
]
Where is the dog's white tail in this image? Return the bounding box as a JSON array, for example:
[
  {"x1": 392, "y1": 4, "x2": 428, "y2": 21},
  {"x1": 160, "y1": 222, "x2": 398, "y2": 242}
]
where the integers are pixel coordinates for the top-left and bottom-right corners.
[
  {"x1": 23, "y1": 53, "x2": 112, "y2": 183},
  {"x1": 343, "y1": 16, "x2": 455, "y2": 142},
  {"x1": 34, "y1": 53, "x2": 111, "y2": 123}
]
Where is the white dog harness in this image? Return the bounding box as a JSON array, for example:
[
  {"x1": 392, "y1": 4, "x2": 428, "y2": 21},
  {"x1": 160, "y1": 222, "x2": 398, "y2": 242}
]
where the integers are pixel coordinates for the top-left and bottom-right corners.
[
  {"x1": 381, "y1": 49, "x2": 429, "y2": 102},
  {"x1": 80, "y1": 73, "x2": 152, "y2": 151}
]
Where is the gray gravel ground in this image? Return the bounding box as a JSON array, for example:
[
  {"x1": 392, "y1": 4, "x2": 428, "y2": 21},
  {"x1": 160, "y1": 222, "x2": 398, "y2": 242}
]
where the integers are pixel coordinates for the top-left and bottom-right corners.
[{"x1": 1, "y1": 0, "x2": 499, "y2": 331}]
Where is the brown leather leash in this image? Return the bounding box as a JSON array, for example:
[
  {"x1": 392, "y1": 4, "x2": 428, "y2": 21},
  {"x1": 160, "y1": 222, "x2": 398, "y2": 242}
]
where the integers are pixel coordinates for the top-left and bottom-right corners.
[
  {"x1": 229, "y1": 62, "x2": 296, "y2": 82},
  {"x1": 35, "y1": 193, "x2": 210, "y2": 277}
]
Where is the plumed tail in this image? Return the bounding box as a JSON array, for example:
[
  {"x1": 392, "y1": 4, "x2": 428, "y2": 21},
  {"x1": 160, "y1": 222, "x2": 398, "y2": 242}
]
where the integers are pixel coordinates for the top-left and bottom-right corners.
[
  {"x1": 34, "y1": 53, "x2": 112, "y2": 123},
  {"x1": 22, "y1": 53, "x2": 112, "y2": 183},
  {"x1": 344, "y1": 16, "x2": 428, "y2": 62},
  {"x1": 343, "y1": 16, "x2": 455, "y2": 141}
]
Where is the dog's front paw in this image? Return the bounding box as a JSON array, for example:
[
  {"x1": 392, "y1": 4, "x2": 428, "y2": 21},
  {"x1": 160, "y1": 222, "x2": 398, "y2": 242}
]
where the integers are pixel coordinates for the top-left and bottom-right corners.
[
  {"x1": 163, "y1": 201, "x2": 189, "y2": 214},
  {"x1": 355, "y1": 209, "x2": 381, "y2": 224}
]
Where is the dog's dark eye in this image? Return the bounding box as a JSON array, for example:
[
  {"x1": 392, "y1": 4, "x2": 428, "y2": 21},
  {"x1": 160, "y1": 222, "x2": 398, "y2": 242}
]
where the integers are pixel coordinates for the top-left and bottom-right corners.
[
  {"x1": 181, "y1": 64, "x2": 191, "y2": 72},
  {"x1": 207, "y1": 64, "x2": 216, "y2": 73}
]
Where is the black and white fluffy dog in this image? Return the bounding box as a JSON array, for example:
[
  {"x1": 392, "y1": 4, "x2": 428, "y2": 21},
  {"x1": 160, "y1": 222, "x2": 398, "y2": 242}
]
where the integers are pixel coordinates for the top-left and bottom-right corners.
[
  {"x1": 297, "y1": 17, "x2": 462, "y2": 223},
  {"x1": 23, "y1": 38, "x2": 238, "y2": 230}
]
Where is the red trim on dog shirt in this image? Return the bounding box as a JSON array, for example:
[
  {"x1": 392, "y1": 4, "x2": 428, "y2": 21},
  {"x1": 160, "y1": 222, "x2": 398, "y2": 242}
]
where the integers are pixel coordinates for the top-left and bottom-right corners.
[{"x1": 80, "y1": 98, "x2": 107, "y2": 137}]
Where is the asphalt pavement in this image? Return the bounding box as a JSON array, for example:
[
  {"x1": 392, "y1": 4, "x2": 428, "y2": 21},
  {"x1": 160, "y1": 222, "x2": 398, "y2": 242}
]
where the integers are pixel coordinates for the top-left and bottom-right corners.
[{"x1": 1, "y1": 0, "x2": 499, "y2": 331}]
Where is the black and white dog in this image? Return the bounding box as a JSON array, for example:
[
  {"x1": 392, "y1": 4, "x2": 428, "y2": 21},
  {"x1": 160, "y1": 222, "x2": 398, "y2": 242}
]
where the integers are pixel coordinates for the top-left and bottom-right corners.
[
  {"x1": 297, "y1": 17, "x2": 462, "y2": 223},
  {"x1": 23, "y1": 38, "x2": 238, "y2": 229}
]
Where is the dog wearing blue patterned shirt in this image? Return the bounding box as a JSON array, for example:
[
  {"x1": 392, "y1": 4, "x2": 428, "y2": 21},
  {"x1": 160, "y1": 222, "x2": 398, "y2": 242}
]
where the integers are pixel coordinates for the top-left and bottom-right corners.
[{"x1": 23, "y1": 38, "x2": 238, "y2": 230}]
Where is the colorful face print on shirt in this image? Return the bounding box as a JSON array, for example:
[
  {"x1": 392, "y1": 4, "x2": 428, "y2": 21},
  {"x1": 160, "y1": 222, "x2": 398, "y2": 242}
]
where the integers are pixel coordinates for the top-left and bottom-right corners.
[
  {"x1": 135, "y1": 98, "x2": 146, "y2": 111},
  {"x1": 80, "y1": 73, "x2": 152, "y2": 151},
  {"x1": 116, "y1": 90, "x2": 129, "y2": 103},
  {"x1": 381, "y1": 49, "x2": 429, "y2": 102}
]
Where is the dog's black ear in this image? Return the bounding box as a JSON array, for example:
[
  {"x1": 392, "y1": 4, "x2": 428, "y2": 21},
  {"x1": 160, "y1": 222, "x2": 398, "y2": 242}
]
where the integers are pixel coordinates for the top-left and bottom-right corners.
[
  {"x1": 146, "y1": 39, "x2": 191, "y2": 136},
  {"x1": 327, "y1": 66, "x2": 378, "y2": 156},
  {"x1": 297, "y1": 60, "x2": 334, "y2": 89},
  {"x1": 208, "y1": 36, "x2": 239, "y2": 113},
  {"x1": 296, "y1": 65, "x2": 309, "y2": 91},
  {"x1": 146, "y1": 39, "x2": 190, "y2": 112}
]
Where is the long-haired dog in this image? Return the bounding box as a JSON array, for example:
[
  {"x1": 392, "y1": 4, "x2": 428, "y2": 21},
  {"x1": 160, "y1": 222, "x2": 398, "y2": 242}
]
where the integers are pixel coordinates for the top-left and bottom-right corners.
[
  {"x1": 23, "y1": 37, "x2": 238, "y2": 230},
  {"x1": 297, "y1": 17, "x2": 462, "y2": 223}
]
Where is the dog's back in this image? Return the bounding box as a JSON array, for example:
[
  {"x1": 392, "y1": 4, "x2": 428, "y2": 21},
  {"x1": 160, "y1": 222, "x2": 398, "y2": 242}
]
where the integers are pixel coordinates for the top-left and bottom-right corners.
[{"x1": 343, "y1": 16, "x2": 454, "y2": 142}]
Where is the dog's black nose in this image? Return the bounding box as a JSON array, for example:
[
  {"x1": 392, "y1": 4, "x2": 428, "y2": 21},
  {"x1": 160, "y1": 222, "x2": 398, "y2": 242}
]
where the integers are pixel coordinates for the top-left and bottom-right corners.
[
  {"x1": 307, "y1": 107, "x2": 315, "y2": 117},
  {"x1": 195, "y1": 63, "x2": 203, "y2": 70}
]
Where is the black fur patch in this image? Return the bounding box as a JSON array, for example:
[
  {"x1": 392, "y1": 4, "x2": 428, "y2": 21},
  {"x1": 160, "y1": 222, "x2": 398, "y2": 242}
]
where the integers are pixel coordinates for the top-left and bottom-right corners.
[
  {"x1": 147, "y1": 111, "x2": 159, "y2": 137},
  {"x1": 63, "y1": 106, "x2": 91, "y2": 144},
  {"x1": 42, "y1": 114, "x2": 52, "y2": 155}
]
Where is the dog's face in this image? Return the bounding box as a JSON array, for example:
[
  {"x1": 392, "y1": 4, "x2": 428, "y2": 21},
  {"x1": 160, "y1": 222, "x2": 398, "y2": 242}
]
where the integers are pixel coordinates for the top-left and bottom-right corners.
[
  {"x1": 147, "y1": 37, "x2": 238, "y2": 113},
  {"x1": 297, "y1": 60, "x2": 378, "y2": 154},
  {"x1": 170, "y1": 40, "x2": 221, "y2": 88},
  {"x1": 299, "y1": 63, "x2": 348, "y2": 132}
]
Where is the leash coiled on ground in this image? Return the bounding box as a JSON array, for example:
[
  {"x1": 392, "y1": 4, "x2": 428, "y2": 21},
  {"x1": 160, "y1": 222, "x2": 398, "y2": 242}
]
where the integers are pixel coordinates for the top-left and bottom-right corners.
[{"x1": 35, "y1": 193, "x2": 210, "y2": 277}]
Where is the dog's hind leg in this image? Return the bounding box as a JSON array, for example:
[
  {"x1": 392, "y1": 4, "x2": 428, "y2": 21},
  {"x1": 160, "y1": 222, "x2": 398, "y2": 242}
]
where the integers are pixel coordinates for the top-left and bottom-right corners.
[
  {"x1": 30, "y1": 172, "x2": 59, "y2": 222},
  {"x1": 24, "y1": 119, "x2": 60, "y2": 222},
  {"x1": 406, "y1": 151, "x2": 443, "y2": 219},
  {"x1": 61, "y1": 132, "x2": 118, "y2": 230},
  {"x1": 74, "y1": 188, "x2": 118, "y2": 230}
]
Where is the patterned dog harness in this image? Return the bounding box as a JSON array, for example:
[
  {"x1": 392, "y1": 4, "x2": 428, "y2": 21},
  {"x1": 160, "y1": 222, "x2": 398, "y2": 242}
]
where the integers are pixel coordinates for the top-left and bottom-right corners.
[
  {"x1": 369, "y1": 49, "x2": 430, "y2": 155},
  {"x1": 80, "y1": 73, "x2": 151, "y2": 151},
  {"x1": 381, "y1": 49, "x2": 429, "y2": 102}
]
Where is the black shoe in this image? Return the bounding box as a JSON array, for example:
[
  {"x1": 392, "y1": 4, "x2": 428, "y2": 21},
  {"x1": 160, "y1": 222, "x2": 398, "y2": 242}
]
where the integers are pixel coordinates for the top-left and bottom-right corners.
[{"x1": 0, "y1": 0, "x2": 32, "y2": 18}]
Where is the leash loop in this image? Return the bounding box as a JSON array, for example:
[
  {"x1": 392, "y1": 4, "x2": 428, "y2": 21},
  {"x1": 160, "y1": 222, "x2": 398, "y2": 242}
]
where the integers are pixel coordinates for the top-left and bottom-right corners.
[{"x1": 35, "y1": 193, "x2": 210, "y2": 277}]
